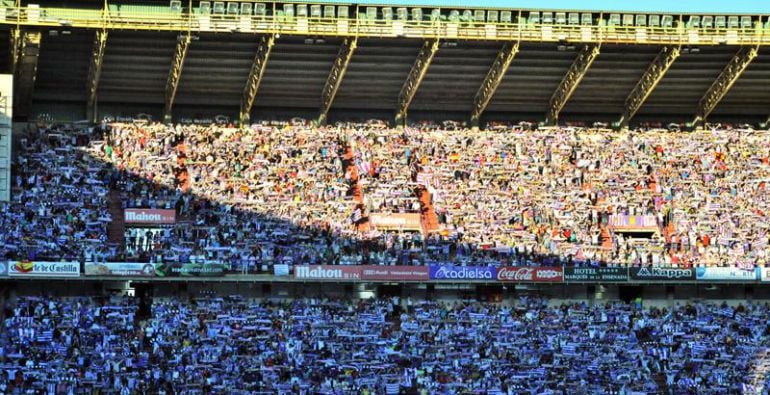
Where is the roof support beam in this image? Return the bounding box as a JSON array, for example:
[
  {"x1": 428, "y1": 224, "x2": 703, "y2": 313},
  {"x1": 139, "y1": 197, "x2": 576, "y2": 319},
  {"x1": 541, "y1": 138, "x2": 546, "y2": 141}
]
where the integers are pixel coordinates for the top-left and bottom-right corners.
[
  {"x1": 86, "y1": 30, "x2": 108, "y2": 123},
  {"x1": 9, "y1": 27, "x2": 21, "y2": 75},
  {"x1": 618, "y1": 46, "x2": 680, "y2": 128},
  {"x1": 318, "y1": 37, "x2": 357, "y2": 125},
  {"x1": 239, "y1": 34, "x2": 275, "y2": 127},
  {"x1": 694, "y1": 46, "x2": 758, "y2": 126},
  {"x1": 395, "y1": 39, "x2": 439, "y2": 125},
  {"x1": 14, "y1": 30, "x2": 41, "y2": 120},
  {"x1": 545, "y1": 44, "x2": 600, "y2": 126},
  {"x1": 162, "y1": 34, "x2": 191, "y2": 123},
  {"x1": 470, "y1": 41, "x2": 519, "y2": 125}
]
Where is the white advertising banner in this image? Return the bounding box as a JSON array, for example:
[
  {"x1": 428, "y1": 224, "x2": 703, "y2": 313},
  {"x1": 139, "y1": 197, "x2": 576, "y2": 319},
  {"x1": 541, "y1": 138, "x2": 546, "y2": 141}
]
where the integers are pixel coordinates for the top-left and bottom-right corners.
[
  {"x1": 8, "y1": 261, "x2": 80, "y2": 277},
  {"x1": 760, "y1": 267, "x2": 770, "y2": 282},
  {"x1": 696, "y1": 267, "x2": 757, "y2": 281}
]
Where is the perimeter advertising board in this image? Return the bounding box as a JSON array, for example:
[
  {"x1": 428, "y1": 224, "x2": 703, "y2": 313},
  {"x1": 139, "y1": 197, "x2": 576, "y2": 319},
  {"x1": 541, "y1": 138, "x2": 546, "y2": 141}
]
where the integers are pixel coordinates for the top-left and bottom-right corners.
[
  {"x1": 429, "y1": 266, "x2": 496, "y2": 281},
  {"x1": 8, "y1": 261, "x2": 80, "y2": 277},
  {"x1": 361, "y1": 266, "x2": 430, "y2": 281},
  {"x1": 496, "y1": 267, "x2": 563, "y2": 282},
  {"x1": 154, "y1": 262, "x2": 226, "y2": 277},
  {"x1": 629, "y1": 267, "x2": 696, "y2": 281},
  {"x1": 294, "y1": 265, "x2": 362, "y2": 280},
  {"x1": 564, "y1": 267, "x2": 629, "y2": 282},
  {"x1": 85, "y1": 262, "x2": 226, "y2": 277},
  {"x1": 761, "y1": 267, "x2": 770, "y2": 282},
  {"x1": 85, "y1": 262, "x2": 156, "y2": 277},
  {"x1": 696, "y1": 267, "x2": 758, "y2": 281},
  {"x1": 274, "y1": 264, "x2": 290, "y2": 277}
]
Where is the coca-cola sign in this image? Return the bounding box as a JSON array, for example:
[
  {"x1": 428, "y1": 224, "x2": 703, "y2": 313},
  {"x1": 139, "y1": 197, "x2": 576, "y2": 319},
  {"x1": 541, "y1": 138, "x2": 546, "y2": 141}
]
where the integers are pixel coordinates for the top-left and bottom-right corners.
[
  {"x1": 496, "y1": 267, "x2": 563, "y2": 282},
  {"x1": 124, "y1": 209, "x2": 176, "y2": 225},
  {"x1": 294, "y1": 265, "x2": 361, "y2": 280},
  {"x1": 429, "y1": 265, "x2": 496, "y2": 280}
]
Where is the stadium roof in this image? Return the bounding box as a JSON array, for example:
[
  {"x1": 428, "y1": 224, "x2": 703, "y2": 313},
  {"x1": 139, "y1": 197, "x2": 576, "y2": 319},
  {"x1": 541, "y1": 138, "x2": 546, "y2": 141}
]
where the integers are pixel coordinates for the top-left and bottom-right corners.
[
  {"x1": 5, "y1": 1, "x2": 770, "y2": 126},
  {"x1": 310, "y1": 0, "x2": 770, "y2": 15}
]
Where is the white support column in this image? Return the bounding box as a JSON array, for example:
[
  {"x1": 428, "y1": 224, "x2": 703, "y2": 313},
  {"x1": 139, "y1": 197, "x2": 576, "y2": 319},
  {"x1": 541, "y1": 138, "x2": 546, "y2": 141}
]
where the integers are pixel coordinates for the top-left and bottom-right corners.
[{"x1": 0, "y1": 74, "x2": 12, "y2": 202}]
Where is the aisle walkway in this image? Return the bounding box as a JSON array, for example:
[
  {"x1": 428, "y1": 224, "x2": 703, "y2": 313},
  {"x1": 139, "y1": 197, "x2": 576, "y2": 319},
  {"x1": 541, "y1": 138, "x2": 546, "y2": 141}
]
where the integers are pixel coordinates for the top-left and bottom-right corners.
[
  {"x1": 417, "y1": 186, "x2": 439, "y2": 234},
  {"x1": 106, "y1": 190, "x2": 125, "y2": 245}
]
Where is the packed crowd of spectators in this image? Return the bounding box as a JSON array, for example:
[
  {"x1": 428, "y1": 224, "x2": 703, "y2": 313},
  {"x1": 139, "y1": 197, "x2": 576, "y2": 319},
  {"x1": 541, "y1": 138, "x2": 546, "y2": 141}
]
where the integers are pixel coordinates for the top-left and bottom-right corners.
[
  {"x1": 2, "y1": 120, "x2": 770, "y2": 270},
  {"x1": 99, "y1": 121, "x2": 358, "y2": 267},
  {"x1": 2, "y1": 296, "x2": 769, "y2": 394},
  {"x1": 1, "y1": 129, "x2": 113, "y2": 262},
  {"x1": 405, "y1": 125, "x2": 770, "y2": 268}
]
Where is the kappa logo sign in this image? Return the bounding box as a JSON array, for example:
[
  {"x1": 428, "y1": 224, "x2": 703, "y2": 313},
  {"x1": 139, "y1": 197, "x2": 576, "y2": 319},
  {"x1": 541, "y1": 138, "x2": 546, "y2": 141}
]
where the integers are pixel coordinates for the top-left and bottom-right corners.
[
  {"x1": 636, "y1": 267, "x2": 692, "y2": 278},
  {"x1": 496, "y1": 267, "x2": 563, "y2": 282},
  {"x1": 629, "y1": 267, "x2": 695, "y2": 281}
]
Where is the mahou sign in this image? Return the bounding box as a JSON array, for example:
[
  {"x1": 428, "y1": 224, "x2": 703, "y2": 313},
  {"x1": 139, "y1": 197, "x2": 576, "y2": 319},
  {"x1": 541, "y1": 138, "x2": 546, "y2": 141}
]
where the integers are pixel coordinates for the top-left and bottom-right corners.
[
  {"x1": 124, "y1": 209, "x2": 176, "y2": 225},
  {"x1": 496, "y1": 267, "x2": 563, "y2": 282},
  {"x1": 294, "y1": 265, "x2": 362, "y2": 280}
]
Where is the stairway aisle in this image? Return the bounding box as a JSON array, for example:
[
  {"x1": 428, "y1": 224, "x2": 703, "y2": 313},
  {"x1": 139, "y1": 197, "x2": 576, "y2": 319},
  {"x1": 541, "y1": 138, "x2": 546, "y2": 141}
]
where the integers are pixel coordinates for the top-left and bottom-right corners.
[
  {"x1": 106, "y1": 190, "x2": 125, "y2": 245},
  {"x1": 342, "y1": 145, "x2": 368, "y2": 231},
  {"x1": 417, "y1": 186, "x2": 439, "y2": 234},
  {"x1": 175, "y1": 143, "x2": 191, "y2": 192},
  {"x1": 600, "y1": 226, "x2": 613, "y2": 250}
]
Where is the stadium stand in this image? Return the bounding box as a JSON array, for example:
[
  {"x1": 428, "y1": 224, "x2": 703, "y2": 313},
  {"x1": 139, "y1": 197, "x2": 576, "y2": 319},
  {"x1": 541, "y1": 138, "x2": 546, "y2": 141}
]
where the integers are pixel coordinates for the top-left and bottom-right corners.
[
  {"x1": 3, "y1": 121, "x2": 770, "y2": 272},
  {"x1": 2, "y1": 296, "x2": 769, "y2": 394},
  {"x1": 4, "y1": 1, "x2": 770, "y2": 394}
]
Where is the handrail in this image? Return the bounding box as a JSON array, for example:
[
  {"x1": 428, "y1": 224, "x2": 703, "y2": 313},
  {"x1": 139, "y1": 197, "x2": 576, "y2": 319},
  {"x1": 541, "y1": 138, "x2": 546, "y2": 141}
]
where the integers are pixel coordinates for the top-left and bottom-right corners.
[{"x1": 0, "y1": 4, "x2": 768, "y2": 45}]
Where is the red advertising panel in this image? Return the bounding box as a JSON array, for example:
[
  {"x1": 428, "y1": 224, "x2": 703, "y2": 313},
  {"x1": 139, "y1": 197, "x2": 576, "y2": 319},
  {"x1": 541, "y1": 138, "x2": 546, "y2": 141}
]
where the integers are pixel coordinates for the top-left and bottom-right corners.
[
  {"x1": 124, "y1": 209, "x2": 176, "y2": 225},
  {"x1": 368, "y1": 213, "x2": 422, "y2": 232},
  {"x1": 294, "y1": 265, "x2": 362, "y2": 280},
  {"x1": 496, "y1": 266, "x2": 563, "y2": 282},
  {"x1": 360, "y1": 266, "x2": 430, "y2": 281}
]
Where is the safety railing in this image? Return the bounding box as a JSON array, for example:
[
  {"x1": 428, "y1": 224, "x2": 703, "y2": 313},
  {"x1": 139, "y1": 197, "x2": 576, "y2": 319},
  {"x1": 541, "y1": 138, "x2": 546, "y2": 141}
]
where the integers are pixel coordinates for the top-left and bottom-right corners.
[{"x1": 1, "y1": 5, "x2": 770, "y2": 45}]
